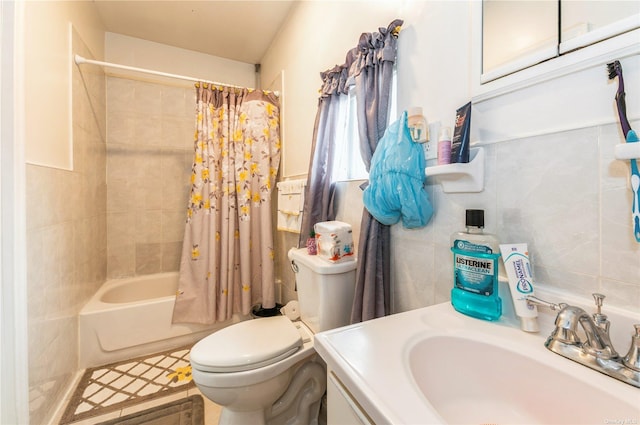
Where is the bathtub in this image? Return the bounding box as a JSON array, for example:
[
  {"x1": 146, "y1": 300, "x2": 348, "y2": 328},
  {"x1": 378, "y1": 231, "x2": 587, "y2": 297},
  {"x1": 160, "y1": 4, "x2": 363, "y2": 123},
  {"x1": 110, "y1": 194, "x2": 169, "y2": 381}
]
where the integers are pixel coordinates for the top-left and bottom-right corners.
[{"x1": 79, "y1": 272, "x2": 238, "y2": 369}]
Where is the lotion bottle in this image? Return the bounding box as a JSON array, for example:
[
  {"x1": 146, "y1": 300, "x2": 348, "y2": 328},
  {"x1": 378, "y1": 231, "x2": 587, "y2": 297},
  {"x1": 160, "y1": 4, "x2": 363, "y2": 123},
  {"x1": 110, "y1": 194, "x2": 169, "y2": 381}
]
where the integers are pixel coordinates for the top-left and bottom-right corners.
[
  {"x1": 437, "y1": 126, "x2": 451, "y2": 165},
  {"x1": 450, "y1": 209, "x2": 502, "y2": 321}
]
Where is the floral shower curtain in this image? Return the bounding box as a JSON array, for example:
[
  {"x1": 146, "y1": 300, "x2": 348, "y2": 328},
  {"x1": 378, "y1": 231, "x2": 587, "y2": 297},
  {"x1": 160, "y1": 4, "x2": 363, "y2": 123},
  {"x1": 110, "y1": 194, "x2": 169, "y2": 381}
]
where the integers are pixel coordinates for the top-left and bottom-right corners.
[{"x1": 172, "y1": 84, "x2": 281, "y2": 325}]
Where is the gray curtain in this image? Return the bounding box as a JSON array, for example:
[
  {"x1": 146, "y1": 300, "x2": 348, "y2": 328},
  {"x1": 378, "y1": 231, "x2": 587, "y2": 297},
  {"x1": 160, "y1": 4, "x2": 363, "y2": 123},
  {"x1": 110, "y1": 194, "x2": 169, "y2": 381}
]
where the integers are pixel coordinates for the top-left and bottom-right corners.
[
  {"x1": 351, "y1": 19, "x2": 403, "y2": 323},
  {"x1": 298, "y1": 19, "x2": 403, "y2": 322},
  {"x1": 298, "y1": 65, "x2": 350, "y2": 246}
]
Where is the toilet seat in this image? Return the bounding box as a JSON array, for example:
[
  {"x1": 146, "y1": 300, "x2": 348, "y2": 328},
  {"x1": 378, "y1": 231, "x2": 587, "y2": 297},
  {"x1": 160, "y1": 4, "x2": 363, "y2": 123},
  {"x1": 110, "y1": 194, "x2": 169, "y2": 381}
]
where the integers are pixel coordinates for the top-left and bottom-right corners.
[{"x1": 190, "y1": 316, "x2": 303, "y2": 373}]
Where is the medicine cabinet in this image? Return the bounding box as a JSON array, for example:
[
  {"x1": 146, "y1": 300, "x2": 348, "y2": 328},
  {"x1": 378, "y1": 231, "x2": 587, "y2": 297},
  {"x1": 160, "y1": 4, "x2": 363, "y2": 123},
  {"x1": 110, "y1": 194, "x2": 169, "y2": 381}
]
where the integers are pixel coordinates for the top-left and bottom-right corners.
[
  {"x1": 482, "y1": 1, "x2": 558, "y2": 82},
  {"x1": 475, "y1": 0, "x2": 640, "y2": 98}
]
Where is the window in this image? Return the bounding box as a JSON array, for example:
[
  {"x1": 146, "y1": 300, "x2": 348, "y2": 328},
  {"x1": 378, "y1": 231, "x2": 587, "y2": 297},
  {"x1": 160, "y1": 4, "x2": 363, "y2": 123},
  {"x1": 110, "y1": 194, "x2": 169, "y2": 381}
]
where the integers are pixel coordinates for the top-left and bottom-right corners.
[
  {"x1": 332, "y1": 87, "x2": 366, "y2": 182},
  {"x1": 331, "y1": 67, "x2": 397, "y2": 182}
]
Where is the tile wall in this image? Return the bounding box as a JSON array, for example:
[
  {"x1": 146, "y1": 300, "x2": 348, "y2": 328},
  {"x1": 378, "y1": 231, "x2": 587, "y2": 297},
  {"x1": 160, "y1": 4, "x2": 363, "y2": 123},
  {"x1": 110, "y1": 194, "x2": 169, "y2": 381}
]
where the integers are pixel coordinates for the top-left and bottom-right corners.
[
  {"x1": 274, "y1": 121, "x2": 640, "y2": 316},
  {"x1": 273, "y1": 228, "x2": 299, "y2": 305},
  {"x1": 26, "y1": 32, "x2": 107, "y2": 424},
  {"x1": 393, "y1": 121, "x2": 640, "y2": 313},
  {"x1": 105, "y1": 77, "x2": 194, "y2": 278},
  {"x1": 25, "y1": 45, "x2": 196, "y2": 424}
]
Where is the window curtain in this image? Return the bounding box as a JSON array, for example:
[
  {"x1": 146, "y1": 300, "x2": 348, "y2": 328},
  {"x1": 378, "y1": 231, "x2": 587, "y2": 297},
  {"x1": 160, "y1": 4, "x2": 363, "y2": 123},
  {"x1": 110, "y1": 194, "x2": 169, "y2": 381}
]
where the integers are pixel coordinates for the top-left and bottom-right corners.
[
  {"x1": 173, "y1": 84, "x2": 281, "y2": 324},
  {"x1": 298, "y1": 64, "x2": 350, "y2": 246},
  {"x1": 351, "y1": 19, "x2": 403, "y2": 323},
  {"x1": 298, "y1": 19, "x2": 402, "y2": 322}
]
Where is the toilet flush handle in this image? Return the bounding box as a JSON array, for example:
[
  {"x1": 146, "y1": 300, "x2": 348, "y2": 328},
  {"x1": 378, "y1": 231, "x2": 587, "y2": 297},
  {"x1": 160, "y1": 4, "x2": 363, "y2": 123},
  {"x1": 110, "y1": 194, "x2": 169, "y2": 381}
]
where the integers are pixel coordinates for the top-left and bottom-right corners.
[{"x1": 289, "y1": 260, "x2": 299, "y2": 291}]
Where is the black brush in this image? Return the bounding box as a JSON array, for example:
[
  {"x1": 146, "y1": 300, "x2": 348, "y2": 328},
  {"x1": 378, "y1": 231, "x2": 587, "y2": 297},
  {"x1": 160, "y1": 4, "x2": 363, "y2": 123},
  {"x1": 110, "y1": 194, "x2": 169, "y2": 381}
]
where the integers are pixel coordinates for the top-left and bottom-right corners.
[
  {"x1": 608, "y1": 60, "x2": 640, "y2": 242},
  {"x1": 607, "y1": 60, "x2": 631, "y2": 137}
]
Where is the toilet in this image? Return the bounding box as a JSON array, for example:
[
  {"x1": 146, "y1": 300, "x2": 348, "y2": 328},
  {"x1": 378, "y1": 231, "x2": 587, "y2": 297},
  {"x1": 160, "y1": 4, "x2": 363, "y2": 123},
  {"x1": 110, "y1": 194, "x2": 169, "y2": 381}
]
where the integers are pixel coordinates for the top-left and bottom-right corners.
[{"x1": 190, "y1": 247, "x2": 357, "y2": 425}]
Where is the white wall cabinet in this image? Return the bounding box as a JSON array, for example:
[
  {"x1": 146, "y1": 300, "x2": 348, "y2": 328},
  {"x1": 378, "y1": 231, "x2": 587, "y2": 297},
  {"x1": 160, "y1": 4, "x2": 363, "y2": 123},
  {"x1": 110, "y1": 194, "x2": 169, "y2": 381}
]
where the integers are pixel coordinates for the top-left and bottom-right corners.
[{"x1": 481, "y1": 0, "x2": 639, "y2": 83}]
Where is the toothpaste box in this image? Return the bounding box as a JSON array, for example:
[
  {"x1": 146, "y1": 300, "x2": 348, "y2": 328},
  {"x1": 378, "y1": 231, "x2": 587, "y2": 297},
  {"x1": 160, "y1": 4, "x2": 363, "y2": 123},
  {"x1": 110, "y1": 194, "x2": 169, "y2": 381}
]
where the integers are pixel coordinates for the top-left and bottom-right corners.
[{"x1": 314, "y1": 221, "x2": 355, "y2": 263}]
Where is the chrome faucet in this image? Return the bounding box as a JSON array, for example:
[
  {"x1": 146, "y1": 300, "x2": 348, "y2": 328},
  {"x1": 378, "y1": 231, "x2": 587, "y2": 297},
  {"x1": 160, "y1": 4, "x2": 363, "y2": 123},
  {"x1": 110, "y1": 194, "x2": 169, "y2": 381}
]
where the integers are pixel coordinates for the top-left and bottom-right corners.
[{"x1": 527, "y1": 293, "x2": 640, "y2": 388}]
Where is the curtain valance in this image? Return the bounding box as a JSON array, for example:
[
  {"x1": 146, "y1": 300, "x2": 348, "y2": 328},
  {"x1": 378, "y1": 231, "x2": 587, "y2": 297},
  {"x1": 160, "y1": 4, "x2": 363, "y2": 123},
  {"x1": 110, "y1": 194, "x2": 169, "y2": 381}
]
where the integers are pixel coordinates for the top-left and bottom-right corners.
[{"x1": 318, "y1": 19, "x2": 403, "y2": 98}]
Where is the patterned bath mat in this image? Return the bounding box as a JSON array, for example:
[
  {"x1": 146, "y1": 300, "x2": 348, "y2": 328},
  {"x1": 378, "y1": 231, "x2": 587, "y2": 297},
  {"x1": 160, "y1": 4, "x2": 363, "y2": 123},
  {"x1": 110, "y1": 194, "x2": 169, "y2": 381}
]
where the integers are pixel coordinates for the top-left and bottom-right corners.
[
  {"x1": 60, "y1": 346, "x2": 195, "y2": 424},
  {"x1": 96, "y1": 395, "x2": 204, "y2": 425}
]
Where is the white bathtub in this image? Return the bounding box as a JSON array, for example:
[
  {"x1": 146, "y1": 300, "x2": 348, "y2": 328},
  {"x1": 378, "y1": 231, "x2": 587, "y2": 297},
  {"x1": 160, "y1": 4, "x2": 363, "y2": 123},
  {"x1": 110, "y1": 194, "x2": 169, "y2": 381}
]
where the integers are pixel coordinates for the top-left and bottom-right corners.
[{"x1": 79, "y1": 272, "x2": 237, "y2": 368}]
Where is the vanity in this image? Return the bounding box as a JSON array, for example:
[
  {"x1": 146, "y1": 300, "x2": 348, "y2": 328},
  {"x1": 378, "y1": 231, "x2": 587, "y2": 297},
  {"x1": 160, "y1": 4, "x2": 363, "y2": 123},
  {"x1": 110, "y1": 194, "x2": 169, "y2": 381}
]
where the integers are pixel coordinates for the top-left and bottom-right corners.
[{"x1": 314, "y1": 288, "x2": 640, "y2": 424}]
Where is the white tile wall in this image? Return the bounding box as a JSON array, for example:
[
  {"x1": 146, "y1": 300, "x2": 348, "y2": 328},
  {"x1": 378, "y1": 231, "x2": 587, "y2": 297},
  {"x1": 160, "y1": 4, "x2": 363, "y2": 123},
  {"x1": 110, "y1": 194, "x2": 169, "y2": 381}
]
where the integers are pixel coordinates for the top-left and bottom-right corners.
[
  {"x1": 106, "y1": 77, "x2": 194, "y2": 278},
  {"x1": 278, "y1": 121, "x2": 640, "y2": 315},
  {"x1": 394, "y1": 121, "x2": 640, "y2": 313}
]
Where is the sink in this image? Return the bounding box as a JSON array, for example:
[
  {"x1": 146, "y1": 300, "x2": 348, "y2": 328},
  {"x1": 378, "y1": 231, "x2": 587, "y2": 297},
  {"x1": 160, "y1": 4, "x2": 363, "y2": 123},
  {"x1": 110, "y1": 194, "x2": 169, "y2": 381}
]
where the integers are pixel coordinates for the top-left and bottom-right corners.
[
  {"x1": 409, "y1": 335, "x2": 639, "y2": 424},
  {"x1": 315, "y1": 298, "x2": 640, "y2": 425}
]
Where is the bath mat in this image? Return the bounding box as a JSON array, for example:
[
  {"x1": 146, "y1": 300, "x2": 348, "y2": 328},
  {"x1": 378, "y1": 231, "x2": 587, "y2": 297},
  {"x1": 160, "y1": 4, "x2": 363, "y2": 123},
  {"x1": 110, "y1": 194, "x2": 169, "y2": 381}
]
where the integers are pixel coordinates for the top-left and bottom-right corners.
[
  {"x1": 60, "y1": 345, "x2": 195, "y2": 424},
  {"x1": 96, "y1": 395, "x2": 204, "y2": 425}
]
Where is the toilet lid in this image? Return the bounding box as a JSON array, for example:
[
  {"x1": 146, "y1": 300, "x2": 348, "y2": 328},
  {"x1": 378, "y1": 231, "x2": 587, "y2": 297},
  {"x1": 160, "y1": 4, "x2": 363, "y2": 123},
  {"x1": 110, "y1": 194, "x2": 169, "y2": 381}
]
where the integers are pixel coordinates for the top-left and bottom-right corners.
[{"x1": 190, "y1": 315, "x2": 303, "y2": 373}]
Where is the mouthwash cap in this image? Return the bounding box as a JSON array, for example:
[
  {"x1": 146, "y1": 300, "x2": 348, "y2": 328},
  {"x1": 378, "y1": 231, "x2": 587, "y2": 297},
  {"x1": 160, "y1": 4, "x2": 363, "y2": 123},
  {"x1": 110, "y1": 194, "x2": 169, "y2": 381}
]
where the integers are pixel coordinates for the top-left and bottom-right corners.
[{"x1": 466, "y1": 209, "x2": 484, "y2": 228}]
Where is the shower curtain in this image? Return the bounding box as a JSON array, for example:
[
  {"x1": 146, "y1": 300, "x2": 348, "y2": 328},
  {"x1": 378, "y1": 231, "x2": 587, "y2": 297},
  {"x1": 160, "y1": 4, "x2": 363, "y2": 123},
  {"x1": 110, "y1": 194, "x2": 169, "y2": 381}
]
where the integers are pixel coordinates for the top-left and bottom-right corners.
[{"x1": 172, "y1": 84, "x2": 281, "y2": 325}]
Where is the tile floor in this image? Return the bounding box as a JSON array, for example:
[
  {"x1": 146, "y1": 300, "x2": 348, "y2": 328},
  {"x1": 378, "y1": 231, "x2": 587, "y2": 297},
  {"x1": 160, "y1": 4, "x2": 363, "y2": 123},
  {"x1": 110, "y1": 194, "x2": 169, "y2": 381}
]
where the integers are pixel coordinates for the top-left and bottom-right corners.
[
  {"x1": 55, "y1": 345, "x2": 222, "y2": 425},
  {"x1": 65, "y1": 387, "x2": 221, "y2": 425}
]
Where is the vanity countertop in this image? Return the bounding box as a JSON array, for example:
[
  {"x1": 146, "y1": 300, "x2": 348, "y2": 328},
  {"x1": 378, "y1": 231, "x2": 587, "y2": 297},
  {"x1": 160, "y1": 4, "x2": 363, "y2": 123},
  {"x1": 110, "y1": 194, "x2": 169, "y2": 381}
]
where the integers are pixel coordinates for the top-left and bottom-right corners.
[{"x1": 314, "y1": 297, "x2": 640, "y2": 424}]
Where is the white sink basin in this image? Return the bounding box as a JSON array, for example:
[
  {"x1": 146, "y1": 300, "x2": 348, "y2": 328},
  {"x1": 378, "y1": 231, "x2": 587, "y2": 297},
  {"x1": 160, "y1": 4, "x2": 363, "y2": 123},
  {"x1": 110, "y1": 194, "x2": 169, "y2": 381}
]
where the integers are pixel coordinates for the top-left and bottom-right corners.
[
  {"x1": 409, "y1": 335, "x2": 639, "y2": 424},
  {"x1": 315, "y1": 296, "x2": 640, "y2": 424}
]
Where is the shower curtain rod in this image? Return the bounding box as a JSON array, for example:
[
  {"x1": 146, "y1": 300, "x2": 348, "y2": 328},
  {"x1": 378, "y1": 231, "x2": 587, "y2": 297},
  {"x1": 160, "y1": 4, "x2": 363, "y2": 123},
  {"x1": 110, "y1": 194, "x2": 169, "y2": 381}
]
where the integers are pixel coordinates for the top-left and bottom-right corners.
[{"x1": 74, "y1": 54, "x2": 279, "y2": 96}]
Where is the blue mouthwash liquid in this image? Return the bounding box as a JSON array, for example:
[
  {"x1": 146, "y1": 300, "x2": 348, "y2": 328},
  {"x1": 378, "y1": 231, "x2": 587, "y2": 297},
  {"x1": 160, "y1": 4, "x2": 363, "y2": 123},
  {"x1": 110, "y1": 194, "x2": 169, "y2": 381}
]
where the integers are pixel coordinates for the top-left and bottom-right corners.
[{"x1": 450, "y1": 209, "x2": 502, "y2": 321}]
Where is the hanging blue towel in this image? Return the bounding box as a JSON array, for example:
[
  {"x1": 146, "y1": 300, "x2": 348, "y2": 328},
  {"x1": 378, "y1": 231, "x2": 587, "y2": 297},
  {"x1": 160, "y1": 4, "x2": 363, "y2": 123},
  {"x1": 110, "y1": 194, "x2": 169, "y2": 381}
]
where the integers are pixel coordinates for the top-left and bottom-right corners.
[{"x1": 363, "y1": 111, "x2": 433, "y2": 228}]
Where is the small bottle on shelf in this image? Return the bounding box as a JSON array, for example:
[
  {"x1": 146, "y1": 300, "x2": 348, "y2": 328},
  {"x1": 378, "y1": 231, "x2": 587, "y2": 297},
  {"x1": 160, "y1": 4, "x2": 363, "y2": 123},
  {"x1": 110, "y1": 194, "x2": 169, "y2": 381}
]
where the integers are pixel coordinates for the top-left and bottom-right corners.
[{"x1": 437, "y1": 126, "x2": 451, "y2": 165}]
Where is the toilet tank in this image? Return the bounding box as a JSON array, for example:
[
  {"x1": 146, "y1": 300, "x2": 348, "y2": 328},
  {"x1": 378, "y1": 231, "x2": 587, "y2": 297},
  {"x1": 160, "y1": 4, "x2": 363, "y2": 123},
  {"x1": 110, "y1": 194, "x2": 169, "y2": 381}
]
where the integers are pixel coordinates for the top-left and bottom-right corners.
[{"x1": 287, "y1": 248, "x2": 357, "y2": 334}]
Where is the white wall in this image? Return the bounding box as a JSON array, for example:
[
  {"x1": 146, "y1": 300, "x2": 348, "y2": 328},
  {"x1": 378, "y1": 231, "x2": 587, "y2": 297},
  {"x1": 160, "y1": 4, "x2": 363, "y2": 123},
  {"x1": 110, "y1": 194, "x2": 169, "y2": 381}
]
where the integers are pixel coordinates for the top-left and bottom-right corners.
[
  {"x1": 23, "y1": 3, "x2": 107, "y2": 423},
  {"x1": 1, "y1": 1, "x2": 29, "y2": 422},
  {"x1": 396, "y1": 1, "x2": 472, "y2": 130},
  {"x1": 261, "y1": 1, "x2": 402, "y2": 178},
  {"x1": 24, "y1": 0, "x2": 105, "y2": 169},
  {"x1": 23, "y1": 17, "x2": 259, "y2": 424},
  {"x1": 105, "y1": 33, "x2": 256, "y2": 89},
  {"x1": 264, "y1": 1, "x2": 640, "y2": 314}
]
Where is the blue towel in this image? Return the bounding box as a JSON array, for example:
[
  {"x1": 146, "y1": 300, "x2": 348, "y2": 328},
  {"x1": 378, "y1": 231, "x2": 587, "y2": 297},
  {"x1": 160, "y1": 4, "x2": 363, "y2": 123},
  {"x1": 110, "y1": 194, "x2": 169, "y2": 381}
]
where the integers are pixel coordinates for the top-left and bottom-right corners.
[{"x1": 363, "y1": 111, "x2": 433, "y2": 228}]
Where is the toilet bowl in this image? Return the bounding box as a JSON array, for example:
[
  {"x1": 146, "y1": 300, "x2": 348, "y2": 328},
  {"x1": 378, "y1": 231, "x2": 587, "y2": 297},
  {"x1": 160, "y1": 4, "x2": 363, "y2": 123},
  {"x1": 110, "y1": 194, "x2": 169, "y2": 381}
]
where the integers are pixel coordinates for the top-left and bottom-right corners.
[{"x1": 190, "y1": 247, "x2": 357, "y2": 425}]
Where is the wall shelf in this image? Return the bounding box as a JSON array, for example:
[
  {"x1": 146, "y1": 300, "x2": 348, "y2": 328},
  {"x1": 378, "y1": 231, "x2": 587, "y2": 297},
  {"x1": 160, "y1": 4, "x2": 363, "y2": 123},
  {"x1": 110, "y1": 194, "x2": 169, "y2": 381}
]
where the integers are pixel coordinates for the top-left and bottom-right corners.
[
  {"x1": 425, "y1": 147, "x2": 485, "y2": 193},
  {"x1": 615, "y1": 142, "x2": 640, "y2": 161}
]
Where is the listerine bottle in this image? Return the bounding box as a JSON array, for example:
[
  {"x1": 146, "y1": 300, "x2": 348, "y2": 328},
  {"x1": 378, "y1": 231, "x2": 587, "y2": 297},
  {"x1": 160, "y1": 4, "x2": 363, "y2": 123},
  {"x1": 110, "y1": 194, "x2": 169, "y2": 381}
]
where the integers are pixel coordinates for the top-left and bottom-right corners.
[{"x1": 450, "y1": 209, "x2": 502, "y2": 321}]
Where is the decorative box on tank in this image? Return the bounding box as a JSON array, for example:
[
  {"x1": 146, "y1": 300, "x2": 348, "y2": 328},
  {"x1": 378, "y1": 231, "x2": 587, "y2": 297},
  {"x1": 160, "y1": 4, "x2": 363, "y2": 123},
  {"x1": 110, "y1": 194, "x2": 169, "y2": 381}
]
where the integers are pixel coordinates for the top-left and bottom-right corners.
[{"x1": 314, "y1": 221, "x2": 355, "y2": 263}]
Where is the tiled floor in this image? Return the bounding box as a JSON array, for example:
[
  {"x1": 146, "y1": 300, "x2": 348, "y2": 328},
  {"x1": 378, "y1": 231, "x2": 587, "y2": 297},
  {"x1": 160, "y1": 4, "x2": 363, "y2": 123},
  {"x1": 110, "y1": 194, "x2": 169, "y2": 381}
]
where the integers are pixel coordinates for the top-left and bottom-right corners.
[
  {"x1": 65, "y1": 387, "x2": 221, "y2": 425},
  {"x1": 56, "y1": 346, "x2": 222, "y2": 425}
]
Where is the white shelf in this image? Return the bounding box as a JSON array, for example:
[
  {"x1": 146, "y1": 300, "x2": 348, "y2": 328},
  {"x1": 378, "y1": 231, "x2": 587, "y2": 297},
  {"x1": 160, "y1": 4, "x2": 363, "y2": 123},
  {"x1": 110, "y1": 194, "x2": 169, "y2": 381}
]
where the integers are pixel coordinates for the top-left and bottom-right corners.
[
  {"x1": 615, "y1": 143, "x2": 640, "y2": 161},
  {"x1": 425, "y1": 147, "x2": 485, "y2": 193}
]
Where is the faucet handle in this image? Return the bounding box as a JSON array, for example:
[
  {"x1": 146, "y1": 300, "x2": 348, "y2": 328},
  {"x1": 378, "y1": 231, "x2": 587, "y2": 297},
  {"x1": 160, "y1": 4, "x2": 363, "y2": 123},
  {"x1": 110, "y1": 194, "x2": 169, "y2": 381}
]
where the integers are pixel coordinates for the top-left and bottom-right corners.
[
  {"x1": 592, "y1": 293, "x2": 605, "y2": 314},
  {"x1": 623, "y1": 324, "x2": 640, "y2": 372},
  {"x1": 591, "y1": 293, "x2": 610, "y2": 331}
]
